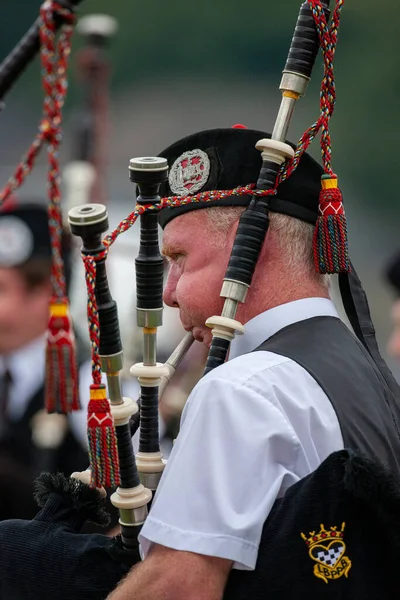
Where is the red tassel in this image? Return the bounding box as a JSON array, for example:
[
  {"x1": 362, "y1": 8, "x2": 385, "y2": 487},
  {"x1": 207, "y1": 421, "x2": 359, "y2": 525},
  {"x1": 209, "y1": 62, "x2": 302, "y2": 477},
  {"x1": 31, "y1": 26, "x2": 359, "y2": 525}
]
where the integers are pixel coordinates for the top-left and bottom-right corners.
[
  {"x1": 313, "y1": 175, "x2": 350, "y2": 274},
  {"x1": 45, "y1": 297, "x2": 80, "y2": 414},
  {"x1": 87, "y1": 384, "x2": 120, "y2": 489}
]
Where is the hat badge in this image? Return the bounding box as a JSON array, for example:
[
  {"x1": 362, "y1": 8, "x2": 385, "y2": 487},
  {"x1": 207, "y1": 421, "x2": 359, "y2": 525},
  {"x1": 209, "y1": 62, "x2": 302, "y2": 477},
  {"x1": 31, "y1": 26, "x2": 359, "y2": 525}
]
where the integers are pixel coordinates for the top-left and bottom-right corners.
[
  {"x1": 0, "y1": 216, "x2": 34, "y2": 267},
  {"x1": 169, "y1": 149, "x2": 210, "y2": 196}
]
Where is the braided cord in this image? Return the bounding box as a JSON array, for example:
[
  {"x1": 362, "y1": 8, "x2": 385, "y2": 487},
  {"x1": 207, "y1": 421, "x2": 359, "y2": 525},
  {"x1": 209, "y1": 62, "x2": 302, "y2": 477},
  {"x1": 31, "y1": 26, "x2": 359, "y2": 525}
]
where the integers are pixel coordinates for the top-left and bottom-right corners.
[
  {"x1": 0, "y1": 1, "x2": 74, "y2": 219},
  {"x1": 281, "y1": 0, "x2": 344, "y2": 182},
  {"x1": 0, "y1": 3, "x2": 81, "y2": 415},
  {"x1": 82, "y1": 255, "x2": 103, "y2": 384},
  {"x1": 40, "y1": 1, "x2": 75, "y2": 299}
]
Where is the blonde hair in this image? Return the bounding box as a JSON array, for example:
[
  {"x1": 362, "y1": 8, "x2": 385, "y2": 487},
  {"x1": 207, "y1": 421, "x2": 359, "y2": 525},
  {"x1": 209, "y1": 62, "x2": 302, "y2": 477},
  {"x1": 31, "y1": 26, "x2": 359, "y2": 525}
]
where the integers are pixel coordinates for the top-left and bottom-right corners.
[{"x1": 205, "y1": 206, "x2": 329, "y2": 287}]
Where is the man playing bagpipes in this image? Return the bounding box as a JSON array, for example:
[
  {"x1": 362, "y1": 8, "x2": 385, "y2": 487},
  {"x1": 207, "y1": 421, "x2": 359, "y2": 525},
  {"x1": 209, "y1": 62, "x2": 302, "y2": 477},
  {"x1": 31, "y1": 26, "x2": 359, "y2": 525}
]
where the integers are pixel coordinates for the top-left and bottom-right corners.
[
  {"x1": 102, "y1": 0, "x2": 400, "y2": 595},
  {"x1": 0, "y1": 199, "x2": 90, "y2": 520},
  {"x1": 0, "y1": 1, "x2": 400, "y2": 599},
  {"x1": 106, "y1": 141, "x2": 400, "y2": 599}
]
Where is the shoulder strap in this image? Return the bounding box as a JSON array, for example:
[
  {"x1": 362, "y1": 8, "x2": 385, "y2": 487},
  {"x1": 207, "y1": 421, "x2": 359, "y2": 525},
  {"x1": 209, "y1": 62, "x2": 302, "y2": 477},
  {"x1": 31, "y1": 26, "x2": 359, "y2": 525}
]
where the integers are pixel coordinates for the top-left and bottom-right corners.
[{"x1": 339, "y1": 262, "x2": 400, "y2": 396}]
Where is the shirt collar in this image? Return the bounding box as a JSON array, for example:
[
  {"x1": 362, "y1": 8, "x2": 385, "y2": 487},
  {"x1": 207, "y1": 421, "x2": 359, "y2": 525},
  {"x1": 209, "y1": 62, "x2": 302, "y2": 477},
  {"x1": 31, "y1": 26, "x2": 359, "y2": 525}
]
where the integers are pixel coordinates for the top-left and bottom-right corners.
[
  {"x1": 0, "y1": 335, "x2": 46, "y2": 383},
  {"x1": 229, "y1": 297, "x2": 340, "y2": 360}
]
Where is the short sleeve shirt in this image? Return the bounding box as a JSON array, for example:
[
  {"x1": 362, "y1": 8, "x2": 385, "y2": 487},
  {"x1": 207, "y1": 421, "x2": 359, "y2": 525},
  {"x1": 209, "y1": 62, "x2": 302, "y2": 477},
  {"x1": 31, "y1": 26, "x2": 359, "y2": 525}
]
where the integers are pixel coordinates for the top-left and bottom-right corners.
[{"x1": 139, "y1": 298, "x2": 344, "y2": 570}]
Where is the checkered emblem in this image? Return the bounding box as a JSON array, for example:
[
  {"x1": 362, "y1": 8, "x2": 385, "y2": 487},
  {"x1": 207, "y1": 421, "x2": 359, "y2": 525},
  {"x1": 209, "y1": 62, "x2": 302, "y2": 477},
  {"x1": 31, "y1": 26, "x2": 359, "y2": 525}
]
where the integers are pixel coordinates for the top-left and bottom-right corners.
[
  {"x1": 312, "y1": 541, "x2": 344, "y2": 567},
  {"x1": 168, "y1": 149, "x2": 210, "y2": 196},
  {"x1": 301, "y1": 523, "x2": 352, "y2": 584}
]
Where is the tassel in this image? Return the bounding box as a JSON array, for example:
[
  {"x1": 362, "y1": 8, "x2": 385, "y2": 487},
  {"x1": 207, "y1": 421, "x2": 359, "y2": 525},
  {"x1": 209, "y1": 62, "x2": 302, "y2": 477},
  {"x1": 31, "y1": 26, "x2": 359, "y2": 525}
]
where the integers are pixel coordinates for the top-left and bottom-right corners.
[
  {"x1": 87, "y1": 384, "x2": 120, "y2": 489},
  {"x1": 45, "y1": 297, "x2": 80, "y2": 414},
  {"x1": 313, "y1": 174, "x2": 350, "y2": 274}
]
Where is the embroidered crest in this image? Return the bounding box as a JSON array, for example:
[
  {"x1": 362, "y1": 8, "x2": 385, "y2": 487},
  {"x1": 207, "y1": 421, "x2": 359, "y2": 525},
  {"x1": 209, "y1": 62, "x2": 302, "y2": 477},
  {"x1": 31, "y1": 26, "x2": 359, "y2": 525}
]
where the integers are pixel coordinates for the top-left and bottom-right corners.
[
  {"x1": 301, "y1": 523, "x2": 352, "y2": 584},
  {"x1": 0, "y1": 216, "x2": 34, "y2": 266},
  {"x1": 169, "y1": 149, "x2": 210, "y2": 196}
]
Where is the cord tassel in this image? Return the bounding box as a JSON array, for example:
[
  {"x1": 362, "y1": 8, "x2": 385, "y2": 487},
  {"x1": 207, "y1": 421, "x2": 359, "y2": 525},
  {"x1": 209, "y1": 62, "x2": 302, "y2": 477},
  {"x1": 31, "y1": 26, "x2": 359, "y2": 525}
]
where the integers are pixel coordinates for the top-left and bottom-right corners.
[
  {"x1": 313, "y1": 174, "x2": 350, "y2": 274},
  {"x1": 87, "y1": 383, "x2": 120, "y2": 489},
  {"x1": 45, "y1": 297, "x2": 80, "y2": 413}
]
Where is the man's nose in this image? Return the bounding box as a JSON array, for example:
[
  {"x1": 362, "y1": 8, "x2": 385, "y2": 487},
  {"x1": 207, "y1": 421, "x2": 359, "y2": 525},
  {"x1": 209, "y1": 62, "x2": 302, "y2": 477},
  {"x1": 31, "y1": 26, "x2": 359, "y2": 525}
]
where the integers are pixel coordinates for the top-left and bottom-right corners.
[{"x1": 163, "y1": 269, "x2": 179, "y2": 308}]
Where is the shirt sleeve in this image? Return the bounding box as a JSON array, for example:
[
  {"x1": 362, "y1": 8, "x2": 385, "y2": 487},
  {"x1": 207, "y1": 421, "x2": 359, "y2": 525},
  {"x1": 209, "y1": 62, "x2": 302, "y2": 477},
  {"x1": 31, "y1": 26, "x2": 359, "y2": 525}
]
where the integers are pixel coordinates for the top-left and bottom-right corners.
[{"x1": 138, "y1": 371, "x2": 302, "y2": 571}]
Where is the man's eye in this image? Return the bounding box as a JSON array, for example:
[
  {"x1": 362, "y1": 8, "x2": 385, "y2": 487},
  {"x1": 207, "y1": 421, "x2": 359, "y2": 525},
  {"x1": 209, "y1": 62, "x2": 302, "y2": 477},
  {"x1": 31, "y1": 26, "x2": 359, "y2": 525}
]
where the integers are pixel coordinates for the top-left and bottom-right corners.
[{"x1": 167, "y1": 253, "x2": 183, "y2": 263}]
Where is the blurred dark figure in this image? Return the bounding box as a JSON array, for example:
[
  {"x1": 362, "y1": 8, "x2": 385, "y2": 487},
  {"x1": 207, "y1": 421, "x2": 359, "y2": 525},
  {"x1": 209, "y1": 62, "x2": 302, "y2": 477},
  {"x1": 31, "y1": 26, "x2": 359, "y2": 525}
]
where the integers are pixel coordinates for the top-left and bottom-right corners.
[
  {"x1": 384, "y1": 250, "x2": 400, "y2": 361},
  {"x1": 0, "y1": 200, "x2": 89, "y2": 520}
]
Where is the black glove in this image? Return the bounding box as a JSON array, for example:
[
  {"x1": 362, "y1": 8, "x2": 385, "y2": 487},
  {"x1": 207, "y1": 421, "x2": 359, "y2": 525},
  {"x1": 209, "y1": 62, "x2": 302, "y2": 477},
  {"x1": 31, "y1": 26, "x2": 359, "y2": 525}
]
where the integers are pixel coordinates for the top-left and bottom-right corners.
[{"x1": 0, "y1": 473, "x2": 140, "y2": 600}]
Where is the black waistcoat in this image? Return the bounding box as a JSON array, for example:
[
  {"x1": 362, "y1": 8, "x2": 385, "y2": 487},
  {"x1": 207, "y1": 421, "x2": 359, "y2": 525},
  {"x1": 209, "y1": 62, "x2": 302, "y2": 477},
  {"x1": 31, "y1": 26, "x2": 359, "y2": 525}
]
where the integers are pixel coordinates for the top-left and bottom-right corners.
[
  {"x1": 223, "y1": 316, "x2": 400, "y2": 599},
  {"x1": 0, "y1": 383, "x2": 88, "y2": 474},
  {"x1": 0, "y1": 339, "x2": 89, "y2": 520},
  {"x1": 258, "y1": 316, "x2": 400, "y2": 472}
]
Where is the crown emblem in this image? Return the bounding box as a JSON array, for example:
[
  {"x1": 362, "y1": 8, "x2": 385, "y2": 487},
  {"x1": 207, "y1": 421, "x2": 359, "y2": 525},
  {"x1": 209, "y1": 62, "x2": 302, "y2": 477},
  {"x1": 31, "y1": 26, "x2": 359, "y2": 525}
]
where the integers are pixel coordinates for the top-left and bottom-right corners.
[{"x1": 301, "y1": 523, "x2": 352, "y2": 584}]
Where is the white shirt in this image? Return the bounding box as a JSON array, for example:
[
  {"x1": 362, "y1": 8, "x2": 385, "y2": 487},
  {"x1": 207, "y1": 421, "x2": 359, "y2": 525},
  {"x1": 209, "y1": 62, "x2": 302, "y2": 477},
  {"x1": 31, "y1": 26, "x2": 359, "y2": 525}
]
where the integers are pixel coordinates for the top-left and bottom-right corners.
[
  {"x1": 0, "y1": 335, "x2": 46, "y2": 421},
  {"x1": 139, "y1": 297, "x2": 344, "y2": 570},
  {"x1": 0, "y1": 337, "x2": 119, "y2": 449}
]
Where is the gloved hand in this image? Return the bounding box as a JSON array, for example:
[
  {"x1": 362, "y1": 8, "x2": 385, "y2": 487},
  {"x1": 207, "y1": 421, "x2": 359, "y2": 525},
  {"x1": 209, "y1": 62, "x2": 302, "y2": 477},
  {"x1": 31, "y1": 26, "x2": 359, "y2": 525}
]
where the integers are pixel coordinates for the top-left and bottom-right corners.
[{"x1": 0, "y1": 472, "x2": 139, "y2": 600}]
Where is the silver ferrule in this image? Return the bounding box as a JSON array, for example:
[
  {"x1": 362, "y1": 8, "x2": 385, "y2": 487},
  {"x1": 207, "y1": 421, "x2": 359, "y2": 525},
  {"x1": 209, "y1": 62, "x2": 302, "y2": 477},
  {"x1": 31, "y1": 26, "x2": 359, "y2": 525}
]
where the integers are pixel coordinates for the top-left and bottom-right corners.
[
  {"x1": 272, "y1": 71, "x2": 311, "y2": 141},
  {"x1": 143, "y1": 331, "x2": 157, "y2": 366},
  {"x1": 272, "y1": 95, "x2": 297, "y2": 142},
  {"x1": 221, "y1": 279, "x2": 249, "y2": 304},
  {"x1": 106, "y1": 372, "x2": 124, "y2": 406},
  {"x1": 137, "y1": 308, "x2": 163, "y2": 328},
  {"x1": 139, "y1": 471, "x2": 163, "y2": 491},
  {"x1": 100, "y1": 351, "x2": 124, "y2": 373},
  {"x1": 279, "y1": 71, "x2": 310, "y2": 97},
  {"x1": 118, "y1": 505, "x2": 148, "y2": 528},
  {"x1": 101, "y1": 352, "x2": 124, "y2": 405},
  {"x1": 221, "y1": 297, "x2": 239, "y2": 320}
]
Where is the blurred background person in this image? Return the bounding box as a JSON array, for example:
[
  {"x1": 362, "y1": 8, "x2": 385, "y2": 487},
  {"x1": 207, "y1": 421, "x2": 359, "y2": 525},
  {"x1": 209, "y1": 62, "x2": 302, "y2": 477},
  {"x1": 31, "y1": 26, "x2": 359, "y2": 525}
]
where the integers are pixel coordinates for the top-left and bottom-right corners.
[{"x1": 384, "y1": 250, "x2": 400, "y2": 362}]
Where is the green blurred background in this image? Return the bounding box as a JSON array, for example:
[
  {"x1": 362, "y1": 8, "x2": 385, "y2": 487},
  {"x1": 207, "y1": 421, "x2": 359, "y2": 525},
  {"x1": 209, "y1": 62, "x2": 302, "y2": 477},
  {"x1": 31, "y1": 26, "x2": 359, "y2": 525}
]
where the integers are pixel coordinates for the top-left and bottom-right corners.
[{"x1": 1, "y1": 0, "x2": 399, "y2": 374}]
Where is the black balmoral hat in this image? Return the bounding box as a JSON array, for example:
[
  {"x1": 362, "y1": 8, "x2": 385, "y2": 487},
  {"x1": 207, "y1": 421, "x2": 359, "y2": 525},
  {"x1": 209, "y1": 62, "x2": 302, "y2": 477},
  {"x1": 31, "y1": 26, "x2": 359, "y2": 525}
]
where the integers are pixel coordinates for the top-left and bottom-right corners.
[
  {"x1": 158, "y1": 127, "x2": 324, "y2": 229},
  {"x1": 0, "y1": 203, "x2": 52, "y2": 267},
  {"x1": 0, "y1": 200, "x2": 74, "y2": 294}
]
